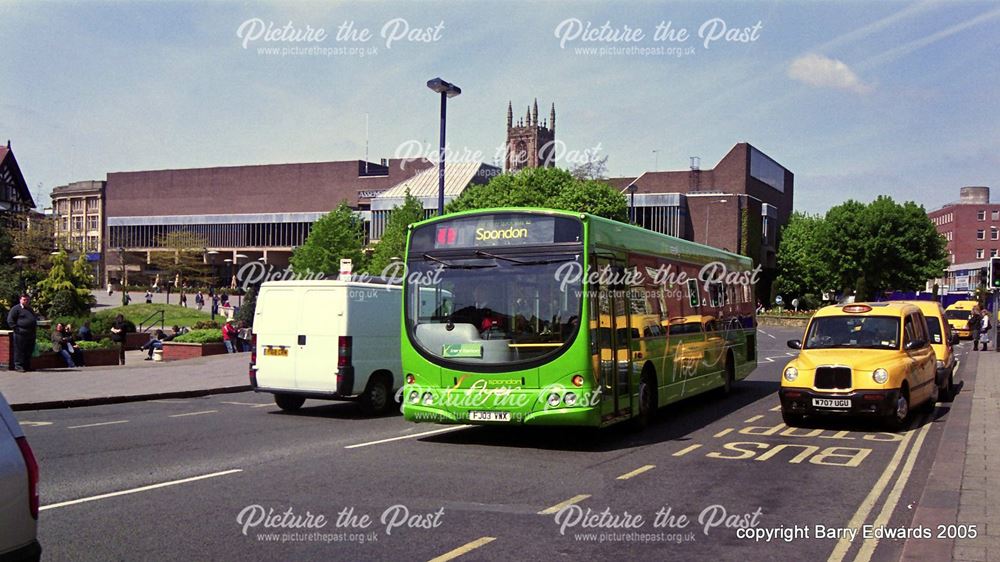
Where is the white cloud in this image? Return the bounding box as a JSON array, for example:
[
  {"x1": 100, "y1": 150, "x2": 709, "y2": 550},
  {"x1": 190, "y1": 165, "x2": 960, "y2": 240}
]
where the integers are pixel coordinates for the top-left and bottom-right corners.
[{"x1": 787, "y1": 53, "x2": 872, "y2": 95}]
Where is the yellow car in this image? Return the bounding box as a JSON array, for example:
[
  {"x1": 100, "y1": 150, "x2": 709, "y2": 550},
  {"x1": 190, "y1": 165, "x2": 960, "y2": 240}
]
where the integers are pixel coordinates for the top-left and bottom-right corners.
[
  {"x1": 779, "y1": 302, "x2": 938, "y2": 430},
  {"x1": 897, "y1": 300, "x2": 960, "y2": 402},
  {"x1": 944, "y1": 300, "x2": 980, "y2": 339}
]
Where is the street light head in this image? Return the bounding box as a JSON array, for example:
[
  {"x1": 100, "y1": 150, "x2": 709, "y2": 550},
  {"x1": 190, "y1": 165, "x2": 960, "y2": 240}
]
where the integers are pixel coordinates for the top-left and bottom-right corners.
[
  {"x1": 427, "y1": 77, "x2": 461, "y2": 98},
  {"x1": 12, "y1": 255, "x2": 28, "y2": 261}
]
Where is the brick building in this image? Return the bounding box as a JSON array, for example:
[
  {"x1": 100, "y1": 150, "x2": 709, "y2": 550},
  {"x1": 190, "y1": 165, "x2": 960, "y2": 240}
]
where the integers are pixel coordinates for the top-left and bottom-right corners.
[
  {"x1": 608, "y1": 143, "x2": 794, "y2": 299},
  {"x1": 928, "y1": 186, "x2": 999, "y2": 293},
  {"x1": 0, "y1": 141, "x2": 36, "y2": 227},
  {"x1": 103, "y1": 158, "x2": 432, "y2": 284}
]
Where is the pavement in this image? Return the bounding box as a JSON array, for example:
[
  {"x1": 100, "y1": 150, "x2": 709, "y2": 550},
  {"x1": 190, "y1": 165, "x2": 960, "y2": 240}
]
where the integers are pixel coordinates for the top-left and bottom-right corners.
[
  {"x1": 91, "y1": 289, "x2": 238, "y2": 311},
  {"x1": 0, "y1": 351, "x2": 251, "y2": 410}
]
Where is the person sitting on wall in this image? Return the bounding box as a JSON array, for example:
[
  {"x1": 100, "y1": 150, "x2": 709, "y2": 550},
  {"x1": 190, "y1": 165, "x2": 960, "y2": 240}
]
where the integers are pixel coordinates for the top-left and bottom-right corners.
[
  {"x1": 52, "y1": 323, "x2": 77, "y2": 368},
  {"x1": 141, "y1": 329, "x2": 166, "y2": 361}
]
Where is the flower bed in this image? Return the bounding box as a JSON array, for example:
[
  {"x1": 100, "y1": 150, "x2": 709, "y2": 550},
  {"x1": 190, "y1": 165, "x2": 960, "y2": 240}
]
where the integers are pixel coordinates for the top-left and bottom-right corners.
[
  {"x1": 27, "y1": 348, "x2": 121, "y2": 369},
  {"x1": 161, "y1": 341, "x2": 228, "y2": 361}
]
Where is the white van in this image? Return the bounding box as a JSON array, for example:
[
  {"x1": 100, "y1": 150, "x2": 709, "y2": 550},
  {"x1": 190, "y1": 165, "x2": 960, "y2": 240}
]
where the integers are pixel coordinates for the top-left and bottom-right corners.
[{"x1": 250, "y1": 279, "x2": 402, "y2": 415}]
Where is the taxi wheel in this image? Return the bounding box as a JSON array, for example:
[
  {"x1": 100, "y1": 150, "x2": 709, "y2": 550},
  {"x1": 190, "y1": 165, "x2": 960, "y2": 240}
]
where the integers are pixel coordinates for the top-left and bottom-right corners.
[
  {"x1": 940, "y1": 369, "x2": 956, "y2": 402},
  {"x1": 274, "y1": 394, "x2": 306, "y2": 411},
  {"x1": 885, "y1": 388, "x2": 910, "y2": 432},
  {"x1": 781, "y1": 410, "x2": 804, "y2": 427}
]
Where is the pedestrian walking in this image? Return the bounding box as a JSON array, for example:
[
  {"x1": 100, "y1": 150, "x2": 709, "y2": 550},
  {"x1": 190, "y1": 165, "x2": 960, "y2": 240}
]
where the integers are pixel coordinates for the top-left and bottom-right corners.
[
  {"x1": 110, "y1": 313, "x2": 128, "y2": 365},
  {"x1": 970, "y1": 306, "x2": 983, "y2": 351},
  {"x1": 222, "y1": 319, "x2": 238, "y2": 353},
  {"x1": 6, "y1": 294, "x2": 37, "y2": 372},
  {"x1": 980, "y1": 311, "x2": 992, "y2": 352},
  {"x1": 145, "y1": 289, "x2": 153, "y2": 304},
  {"x1": 179, "y1": 292, "x2": 188, "y2": 307},
  {"x1": 107, "y1": 282, "x2": 114, "y2": 296},
  {"x1": 195, "y1": 291, "x2": 205, "y2": 311}
]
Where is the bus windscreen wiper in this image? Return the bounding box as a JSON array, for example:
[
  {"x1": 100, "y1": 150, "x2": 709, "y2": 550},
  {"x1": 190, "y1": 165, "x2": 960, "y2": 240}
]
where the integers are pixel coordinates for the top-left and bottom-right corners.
[
  {"x1": 474, "y1": 250, "x2": 578, "y2": 266},
  {"x1": 421, "y1": 253, "x2": 497, "y2": 269}
]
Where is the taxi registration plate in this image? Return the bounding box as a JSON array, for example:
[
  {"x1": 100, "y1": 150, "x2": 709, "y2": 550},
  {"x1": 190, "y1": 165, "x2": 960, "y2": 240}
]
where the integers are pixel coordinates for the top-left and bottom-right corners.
[
  {"x1": 469, "y1": 411, "x2": 511, "y2": 422},
  {"x1": 812, "y1": 398, "x2": 851, "y2": 408}
]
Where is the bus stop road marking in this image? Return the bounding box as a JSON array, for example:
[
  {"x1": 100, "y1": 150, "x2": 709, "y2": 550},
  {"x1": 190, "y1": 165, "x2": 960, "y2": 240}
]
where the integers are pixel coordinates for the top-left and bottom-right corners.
[
  {"x1": 744, "y1": 415, "x2": 764, "y2": 423},
  {"x1": 616, "y1": 465, "x2": 655, "y2": 480},
  {"x1": 344, "y1": 425, "x2": 472, "y2": 449},
  {"x1": 40, "y1": 469, "x2": 244, "y2": 511},
  {"x1": 672, "y1": 444, "x2": 702, "y2": 457},
  {"x1": 427, "y1": 537, "x2": 496, "y2": 562},
  {"x1": 714, "y1": 428, "x2": 734, "y2": 438},
  {"x1": 538, "y1": 494, "x2": 591, "y2": 515},
  {"x1": 67, "y1": 420, "x2": 129, "y2": 429},
  {"x1": 169, "y1": 410, "x2": 218, "y2": 418}
]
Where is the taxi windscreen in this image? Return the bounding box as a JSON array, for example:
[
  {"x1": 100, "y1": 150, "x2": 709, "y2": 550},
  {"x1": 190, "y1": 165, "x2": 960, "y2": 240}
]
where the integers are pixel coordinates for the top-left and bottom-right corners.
[
  {"x1": 804, "y1": 315, "x2": 900, "y2": 350},
  {"x1": 945, "y1": 309, "x2": 971, "y2": 321}
]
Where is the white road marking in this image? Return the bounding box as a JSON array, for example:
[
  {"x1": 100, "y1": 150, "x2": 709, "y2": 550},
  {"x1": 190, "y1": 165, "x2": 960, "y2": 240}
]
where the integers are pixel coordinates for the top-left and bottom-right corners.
[
  {"x1": 149, "y1": 399, "x2": 188, "y2": 403},
  {"x1": 68, "y1": 420, "x2": 129, "y2": 429},
  {"x1": 763, "y1": 357, "x2": 775, "y2": 363},
  {"x1": 344, "y1": 425, "x2": 472, "y2": 449},
  {"x1": 220, "y1": 401, "x2": 270, "y2": 408},
  {"x1": 18, "y1": 421, "x2": 53, "y2": 427},
  {"x1": 168, "y1": 410, "x2": 218, "y2": 418},
  {"x1": 40, "y1": 469, "x2": 243, "y2": 511}
]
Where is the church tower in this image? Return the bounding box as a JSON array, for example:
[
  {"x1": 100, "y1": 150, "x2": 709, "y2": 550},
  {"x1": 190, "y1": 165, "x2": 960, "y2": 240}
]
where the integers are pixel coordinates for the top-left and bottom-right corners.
[{"x1": 505, "y1": 99, "x2": 556, "y2": 172}]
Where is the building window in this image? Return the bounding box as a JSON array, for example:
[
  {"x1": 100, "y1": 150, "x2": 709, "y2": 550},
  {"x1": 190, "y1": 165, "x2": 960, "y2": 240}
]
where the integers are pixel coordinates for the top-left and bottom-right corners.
[
  {"x1": 72, "y1": 216, "x2": 83, "y2": 231},
  {"x1": 87, "y1": 198, "x2": 99, "y2": 211},
  {"x1": 71, "y1": 199, "x2": 83, "y2": 212},
  {"x1": 992, "y1": 249, "x2": 998, "y2": 258},
  {"x1": 977, "y1": 249, "x2": 985, "y2": 259},
  {"x1": 977, "y1": 229, "x2": 986, "y2": 240},
  {"x1": 87, "y1": 215, "x2": 98, "y2": 231}
]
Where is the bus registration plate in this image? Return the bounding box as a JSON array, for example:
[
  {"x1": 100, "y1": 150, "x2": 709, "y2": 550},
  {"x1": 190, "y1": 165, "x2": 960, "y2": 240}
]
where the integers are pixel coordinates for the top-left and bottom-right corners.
[
  {"x1": 469, "y1": 411, "x2": 511, "y2": 422},
  {"x1": 812, "y1": 398, "x2": 850, "y2": 408}
]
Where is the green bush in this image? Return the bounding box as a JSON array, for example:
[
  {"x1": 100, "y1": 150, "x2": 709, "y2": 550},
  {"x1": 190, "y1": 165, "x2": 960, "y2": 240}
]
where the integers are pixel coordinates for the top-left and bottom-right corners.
[
  {"x1": 193, "y1": 320, "x2": 221, "y2": 329},
  {"x1": 172, "y1": 328, "x2": 222, "y2": 344},
  {"x1": 48, "y1": 289, "x2": 86, "y2": 318},
  {"x1": 76, "y1": 338, "x2": 116, "y2": 350}
]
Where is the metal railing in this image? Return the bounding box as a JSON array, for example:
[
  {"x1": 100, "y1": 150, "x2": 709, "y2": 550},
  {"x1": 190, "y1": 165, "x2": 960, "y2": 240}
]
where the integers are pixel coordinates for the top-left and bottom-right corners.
[{"x1": 138, "y1": 310, "x2": 165, "y2": 333}]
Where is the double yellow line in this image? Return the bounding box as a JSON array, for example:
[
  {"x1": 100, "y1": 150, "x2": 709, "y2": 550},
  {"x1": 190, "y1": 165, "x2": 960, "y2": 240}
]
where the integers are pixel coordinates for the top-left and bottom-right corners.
[{"x1": 827, "y1": 412, "x2": 935, "y2": 562}]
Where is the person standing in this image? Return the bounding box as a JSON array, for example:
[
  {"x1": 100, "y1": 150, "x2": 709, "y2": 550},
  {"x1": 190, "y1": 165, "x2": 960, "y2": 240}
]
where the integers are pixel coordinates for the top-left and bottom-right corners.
[
  {"x1": 110, "y1": 313, "x2": 128, "y2": 365},
  {"x1": 222, "y1": 319, "x2": 238, "y2": 353},
  {"x1": 107, "y1": 281, "x2": 114, "y2": 296},
  {"x1": 179, "y1": 292, "x2": 188, "y2": 307},
  {"x1": 6, "y1": 294, "x2": 37, "y2": 372},
  {"x1": 195, "y1": 291, "x2": 205, "y2": 311},
  {"x1": 970, "y1": 306, "x2": 983, "y2": 351},
  {"x1": 980, "y1": 310, "x2": 992, "y2": 352}
]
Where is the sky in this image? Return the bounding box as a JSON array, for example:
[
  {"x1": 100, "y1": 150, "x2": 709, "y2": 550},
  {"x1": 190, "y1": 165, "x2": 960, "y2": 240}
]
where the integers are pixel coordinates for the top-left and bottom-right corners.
[{"x1": 1, "y1": 0, "x2": 998, "y2": 214}]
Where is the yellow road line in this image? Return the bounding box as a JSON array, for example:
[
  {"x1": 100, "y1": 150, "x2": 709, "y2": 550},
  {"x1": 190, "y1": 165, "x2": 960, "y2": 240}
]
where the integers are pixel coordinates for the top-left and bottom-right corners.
[
  {"x1": 672, "y1": 444, "x2": 702, "y2": 457},
  {"x1": 827, "y1": 415, "x2": 922, "y2": 562},
  {"x1": 427, "y1": 537, "x2": 496, "y2": 562},
  {"x1": 616, "y1": 465, "x2": 655, "y2": 480},
  {"x1": 714, "y1": 428, "x2": 734, "y2": 438},
  {"x1": 744, "y1": 415, "x2": 764, "y2": 423},
  {"x1": 853, "y1": 417, "x2": 934, "y2": 562},
  {"x1": 538, "y1": 494, "x2": 591, "y2": 515},
  {"x1": 770, "y1": 405, "x2": 782, "y2": 412}
]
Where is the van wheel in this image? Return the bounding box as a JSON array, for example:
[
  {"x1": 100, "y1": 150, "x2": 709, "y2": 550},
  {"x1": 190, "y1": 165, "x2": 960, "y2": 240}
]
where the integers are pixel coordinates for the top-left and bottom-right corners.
[
  {"x1": 782, "y1": 410, "x2": 804, "y2": 427},
  {"x1": 884, "y1": 388, "x2": 909, "y2": 432},
  {"x1": 274, "y1": 394, "x2": 305, "y2": 411},
  {"x1": 360, "y1": 376, "x2": 391, "y2": 416}
]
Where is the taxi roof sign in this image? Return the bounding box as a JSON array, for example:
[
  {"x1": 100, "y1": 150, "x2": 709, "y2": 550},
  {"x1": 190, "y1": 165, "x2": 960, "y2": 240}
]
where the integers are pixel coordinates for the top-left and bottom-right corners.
[{"x1": 843, "y1": 304, "x2": 873, "y2": 313}]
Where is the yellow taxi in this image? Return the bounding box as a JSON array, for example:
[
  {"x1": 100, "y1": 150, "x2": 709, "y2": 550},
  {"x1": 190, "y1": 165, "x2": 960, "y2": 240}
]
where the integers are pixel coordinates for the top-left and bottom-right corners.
[
  {"x1": 779, "y1": 302, "x2": 937, "y2": 430},
  {"x1": 898, "y1": 300, "x2": 959, "y2": 401},
  {"x1": 944, "y1": 300, "x2": 980, "y2": 339}
]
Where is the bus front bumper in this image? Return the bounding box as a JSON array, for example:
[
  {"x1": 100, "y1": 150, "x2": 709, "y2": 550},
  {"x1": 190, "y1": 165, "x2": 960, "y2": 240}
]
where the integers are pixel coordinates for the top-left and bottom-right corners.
[{"x1": 402, "y1": 403, "x2": 602, "y2": 426}]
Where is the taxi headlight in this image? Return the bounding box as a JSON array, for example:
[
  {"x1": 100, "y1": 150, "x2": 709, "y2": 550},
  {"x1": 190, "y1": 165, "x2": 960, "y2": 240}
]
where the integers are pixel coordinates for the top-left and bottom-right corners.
[
  {"x1": 783, "y1": 367, "x2": 798, "y2": 382},
  {"x1": 873, "y1": 368, "x2": 889, "y2": 384}
]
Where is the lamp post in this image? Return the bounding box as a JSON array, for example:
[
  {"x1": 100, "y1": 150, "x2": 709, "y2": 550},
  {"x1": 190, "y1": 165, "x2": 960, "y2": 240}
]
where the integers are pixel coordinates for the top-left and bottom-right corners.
[
  {"x1": 426, "y1": 77, "x2": 462, "y2": 216},
  {"x1": 234, "y1": 253, "x2": 248, "y2": 306},
  {"x1": 117, "y1": 247, "x2": 128, "y2": 306},
  {"x1": 12, "y1": 255, "x2": 28, "y2": 294},
  {"x1": 628, "y1": 184, "x2": 638, "y2": 225},
  {"x1": 703, "y1": 198, "x2": 728, "y2": 246}
]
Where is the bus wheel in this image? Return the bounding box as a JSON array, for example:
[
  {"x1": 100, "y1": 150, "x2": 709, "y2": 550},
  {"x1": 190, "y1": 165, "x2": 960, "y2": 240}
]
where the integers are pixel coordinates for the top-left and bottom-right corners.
[
  {"x1": 360, "y1": 375, "x2": 392, "y2": 416},
  {"x1": 631, "y1": 370, "x2": 657, "y2": 431},
  {"x1": 274, "y1": 394, "x2": 305, "y2": 411},
  {"x1": 719, "y1": 357, "x2": 735, "y2": 396}
]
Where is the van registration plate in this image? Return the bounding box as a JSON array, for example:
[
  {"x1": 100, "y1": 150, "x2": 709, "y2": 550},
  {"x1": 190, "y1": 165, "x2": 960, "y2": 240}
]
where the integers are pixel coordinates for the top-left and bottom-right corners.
[
  {"x1": 812, "y1": 398, "x2": 851, "y2": 408},
  {"x1": 264, "y1": 347, "x2": 288, "y2": 357},
  {"x1": 469, "y1": 411, "x2": 511, "y2": 422}
]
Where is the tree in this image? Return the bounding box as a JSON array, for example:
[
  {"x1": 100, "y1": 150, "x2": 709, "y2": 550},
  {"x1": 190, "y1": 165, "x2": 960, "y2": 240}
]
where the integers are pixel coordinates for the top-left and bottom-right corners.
[
  {"x1": 570, "y1": 154, "x2": 609, "y2": 180},
  {"x1": 235, "y1": 286, "x2": 257, "y2": 327},
  {"x1": 773, "y1": 198, "x2": 948, "y2": 302},
  {"x1": 368, "y1": 190, "x2": 424, "y2": 275},
  {"x1": 290, "y1": 202, "x2": 365, "y2": 275},
  {"x1": 148, "y1": 231, "x2": 212, "y2": 288},
  {"x1": 34, "y1": 251, "x2": 94, "y2": 317},
  {"x1": 446, "y1": 166, "x2": 627, "y2": 221}
]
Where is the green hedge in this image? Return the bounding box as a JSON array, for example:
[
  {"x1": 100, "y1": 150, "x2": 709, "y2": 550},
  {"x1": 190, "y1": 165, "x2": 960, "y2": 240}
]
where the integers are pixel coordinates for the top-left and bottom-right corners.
[
  {"x1": 76, "y1": 338, "x2": 116, "y2": 350},
  {"x1": 172, "y1": 328, "x2": 223, "y2": 344}
]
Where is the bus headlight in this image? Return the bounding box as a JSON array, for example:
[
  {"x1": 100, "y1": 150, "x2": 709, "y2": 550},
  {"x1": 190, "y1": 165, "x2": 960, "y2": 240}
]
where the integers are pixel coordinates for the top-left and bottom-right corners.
[
  {"x1": 406, "y1": 374, "x2": 415, "y2": 385},
  {"x1": 408, "y1": 390, "x2": 420, "y2": 403},
  {"x1": 783, "y1": 367, "x2": 798, "y2": 382},
  {"x1": 571, "y1": 375, "x2": 585, "y2": 387},
  {"x1": 873, "y1": 369, "x2": 889, "y2": 384},
  {"x1": 547, "y1": 393, "x2": 562, "y2": 408},
  {"x1": 564, "y1": 392, "x2": 578, "y2": 406},
  {"x1": 421, "y1": 392, "x2": 434, "y2": 406}
]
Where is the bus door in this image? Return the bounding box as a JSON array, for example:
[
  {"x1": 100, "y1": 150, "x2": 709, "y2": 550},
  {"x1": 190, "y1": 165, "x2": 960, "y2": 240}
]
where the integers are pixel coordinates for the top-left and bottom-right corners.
[{"x1": 594, "y1": 257, "x2": 632, "y2": 419}]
